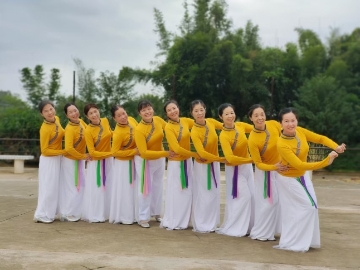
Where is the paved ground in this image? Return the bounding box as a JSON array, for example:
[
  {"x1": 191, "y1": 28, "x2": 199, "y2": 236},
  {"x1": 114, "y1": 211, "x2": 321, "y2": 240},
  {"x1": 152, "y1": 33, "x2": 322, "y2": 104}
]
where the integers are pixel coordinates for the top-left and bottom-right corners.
[{"x1": 0, "y1": 167, "x2": 359, "y2": 270}]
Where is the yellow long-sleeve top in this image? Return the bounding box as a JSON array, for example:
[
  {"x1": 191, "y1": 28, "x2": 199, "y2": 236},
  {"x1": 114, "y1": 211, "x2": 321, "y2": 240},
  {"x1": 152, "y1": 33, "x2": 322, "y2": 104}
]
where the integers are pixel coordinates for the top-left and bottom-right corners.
[
  {"x1": 190, "y1": 118, "x2": 224, "y2": 164},
  {"x1": 84, "y1": 118, "x2": 113, "y2": 160},
  {"x1": 39, "y1": 116, "x2": 66, "y2": 156},
  {"x1": 112, "y1": 117, "x2": 138, "y2": 161},
  {"x1": 248, "y1": 120, "x2": 282, "y2": 171},
  {"x1": 219, "y1": 122, "x2": 253, "y2": 166},
  {"x1": 165, "y1": 117, "x2": 197, "y2": 161},
  {"x1": 135, "y1": 116, "x2": 168, "y2": 160},
  {"x1": 277, "y1": 126, "x2": 338, "y2": 177},
  {"x1": 63, "y1": 119, "x2": 88, "y2": 160}
]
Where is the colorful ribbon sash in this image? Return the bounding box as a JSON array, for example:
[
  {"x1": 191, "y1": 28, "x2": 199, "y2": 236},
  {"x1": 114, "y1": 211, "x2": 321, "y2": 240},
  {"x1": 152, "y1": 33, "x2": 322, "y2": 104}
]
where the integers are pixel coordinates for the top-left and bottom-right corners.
[
  {"x1": 232, "y1": 165, "x2": 238, "y2": 199},
  {"x1": 141, "y1": 159, "x2": 151, "y2": 195},
  {"x1": 180, "y1": 160, "x2": 189, "y2": 189},
  {"x1": 74, "y1": 160, "x2": 85, "y2": 191},
  {"x1": 263, "y1": 171, "x2": 273, "y2": 204},
  {"x1": 296, "y1": 176, "x2": 317, "y2": 208},
  {"x1": 128, "y1": 159, "x2": 135, "y2": 185},
  {"x1": 207, "y1": 163, "x2": 218, "y2": 190},
  {"x1": 96, "y1": 160, "x2": 106, "y2": 190}
]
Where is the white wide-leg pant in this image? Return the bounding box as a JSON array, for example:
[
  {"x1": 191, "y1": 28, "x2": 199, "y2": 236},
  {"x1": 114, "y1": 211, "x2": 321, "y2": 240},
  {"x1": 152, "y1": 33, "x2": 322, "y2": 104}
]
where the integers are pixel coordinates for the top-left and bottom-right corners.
[
  {"x1": 160, "y1": 158, "x2": 194, "y2": 230},
  {"x1": 192, "y1": 161, "x2": 221, "y2": 233},
  {"x1": 134, "y1": 156, "x2": 165, "y2": 222},
  {"x1": 34, "y1": 155, "x2": 62, "y2": 220},
  {"x1": 274, "y1": 173, "x2": 320, "y2": 252},
  {"x1": 217, "y1": 163, "x2": 254, "y2": 237}
]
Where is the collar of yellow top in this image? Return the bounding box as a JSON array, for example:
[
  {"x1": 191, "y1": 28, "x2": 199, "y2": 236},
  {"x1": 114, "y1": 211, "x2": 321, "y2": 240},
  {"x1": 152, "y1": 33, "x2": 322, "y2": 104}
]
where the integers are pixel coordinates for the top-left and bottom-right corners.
[
  {"x1": 280, "y1": 130, "x2": 296, "y2": 140},
  {"x1": 222, "y1": 125, "x2": 235, "y2": 131},
  {"x1": 168, "y1": 119, "x2": 180, "y2": 125},
  {"x1": 68, "y1": 120, "x2": 80, "y2": 126},
  {"x1": 116, "y1": 122, "x2": 129, "y2": 128},
  {"x1": 43, "y1": 119, "x2": 56, "y2": 125},
  {"x1": 253, "y1": 125, "x2": 267, "y2": 133},
  {"x1": 89, "y1": 119, "x2": 101, "y2": 127},
  {"x1": 194, "y1": 121, "x2": 206, "y2": 128},
  {"x1": 141, "y1": 119, "x2": 153, "y2": 125}
]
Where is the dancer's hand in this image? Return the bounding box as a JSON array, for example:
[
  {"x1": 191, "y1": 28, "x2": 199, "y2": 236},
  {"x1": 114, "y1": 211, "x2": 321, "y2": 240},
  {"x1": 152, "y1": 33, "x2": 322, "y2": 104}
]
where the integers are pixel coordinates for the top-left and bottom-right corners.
[
  {"x1": 274, "y1": 161, "x2": 287, "y2": 173},
  {"x1": 328, "y1": 151, "x2": 338, "y2": 165},
  {"x1": 168, "y1": 150, "x2": 177, "y2": 159},
  {"x1": 335, "y1": 143, "x2": 346, "y2": 153},
  {"x1": 85, "y1": 153, "x2": 92, "y2": 161}
]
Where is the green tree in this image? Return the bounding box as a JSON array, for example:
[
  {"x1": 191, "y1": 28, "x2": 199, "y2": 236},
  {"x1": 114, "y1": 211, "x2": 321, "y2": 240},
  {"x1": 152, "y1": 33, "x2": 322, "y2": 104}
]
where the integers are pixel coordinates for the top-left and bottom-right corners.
[{"x1": 20, "y1": 65, "x2": 62, "y2": 109}]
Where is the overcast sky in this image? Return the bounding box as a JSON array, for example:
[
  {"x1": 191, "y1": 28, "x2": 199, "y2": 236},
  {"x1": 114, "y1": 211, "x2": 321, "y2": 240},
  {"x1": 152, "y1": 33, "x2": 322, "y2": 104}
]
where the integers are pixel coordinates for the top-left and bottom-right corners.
[{"x1": 0, "y1": 0, "x2": 359, "y2": 101}]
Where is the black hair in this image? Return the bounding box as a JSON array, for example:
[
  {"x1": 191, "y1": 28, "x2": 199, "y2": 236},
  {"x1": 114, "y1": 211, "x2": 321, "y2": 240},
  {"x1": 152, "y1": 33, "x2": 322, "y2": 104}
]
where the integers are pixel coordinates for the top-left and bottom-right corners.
[
  {"x1": 137, "y1": 100, "x2": 153, "y2": 113},
  {"x1": 247, "y1": 104, "x2": 266, "y2": 118},
  {"x1": 163, "y1": 100, "x2": 179, "y2": 114},
  {"x1": 83, "y1": 103, "x2": 99, "y2": 116},
  {"x1": 64, "y1": 103, "x2": 78, "y2": 115},
  {"x1": 218, "y1": 103, "x2": 235, "y2": 117},
  {"x1": 38, "y1": 100, "x2": 54, "y2": 113},
  {"x1": 110, "y1": 105, "x2": 124, "y2": 117},
  {"x1": 190, "y1": 100, "x2": 206, "y2": 113},
  {"x1": 278, "y1": 107, "x2": 298, "y2": 122}
]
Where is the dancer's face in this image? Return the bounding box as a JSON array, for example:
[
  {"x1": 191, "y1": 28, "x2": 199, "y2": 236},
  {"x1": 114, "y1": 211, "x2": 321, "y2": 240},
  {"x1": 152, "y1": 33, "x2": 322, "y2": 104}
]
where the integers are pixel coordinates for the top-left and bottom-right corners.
[
  {"x1": 113, "y1": 107, "x2": 128, "y2": 125},
  {"x1": 249, "y1": 108, "x2": 266, "y2": 129},
  {"x1": 41, "y1": 104, "x2": 56, "y2": 122},
  {"x1": 281, "y1": 112, "x2": 298, "y2": 136},
  {"x1": 139, "y1": 105, "x2": 154, "y2": 123},
  {"x1": 66, "y1": 105, "x2": 80, "y2": 123},
  {"x1": 165, "y1": 103, "x2": 180, "y2": 122}
]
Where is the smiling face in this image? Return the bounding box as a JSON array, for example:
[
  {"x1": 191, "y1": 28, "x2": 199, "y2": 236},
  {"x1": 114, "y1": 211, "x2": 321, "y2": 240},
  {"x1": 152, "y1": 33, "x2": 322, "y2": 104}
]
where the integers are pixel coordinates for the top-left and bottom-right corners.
[
  {"x1": 165, "y1": 102, "x2": 180, "y2": 122},
  {"x1": 139, "y1": 105, "x2": 154, "y2": 122},
  {"x1": 280, "y1": 112, "x2": 298, "y2": 136},
  {"x1": 86, "y1": 107, "x2": 100, "y2": 124},
  {"x1": 220, "y1": 106, "x2": 236, "y2": 128},
  {"x1": 191, "y1": 103, "x2": 206, "y2": 124},
  {"x1": 113, "y1": 107, "x2": 128, "y2": 125},
  {"x1": 249, "y1": 107, "x2": 266, "y2": 130},
  {"x1": 66, "y1": 105, "x2": 80, "y2": 123},
  {"x1": 41, "y1": 104, "x2": 56, "y2": 122}
]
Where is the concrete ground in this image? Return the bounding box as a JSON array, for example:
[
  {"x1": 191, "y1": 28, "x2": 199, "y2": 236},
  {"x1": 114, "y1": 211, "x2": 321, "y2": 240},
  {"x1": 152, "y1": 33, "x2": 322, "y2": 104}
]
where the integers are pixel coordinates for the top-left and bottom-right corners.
[{"x1": 0, "y1": 167, "x2": 359, "y2": 270}]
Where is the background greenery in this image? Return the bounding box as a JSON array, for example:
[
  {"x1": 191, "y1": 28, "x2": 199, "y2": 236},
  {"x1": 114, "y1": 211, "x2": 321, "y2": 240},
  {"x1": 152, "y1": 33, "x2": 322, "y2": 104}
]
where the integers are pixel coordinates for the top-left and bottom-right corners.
[{"x1": 1, "y1": 0, "x2": 359, "y2": 170}]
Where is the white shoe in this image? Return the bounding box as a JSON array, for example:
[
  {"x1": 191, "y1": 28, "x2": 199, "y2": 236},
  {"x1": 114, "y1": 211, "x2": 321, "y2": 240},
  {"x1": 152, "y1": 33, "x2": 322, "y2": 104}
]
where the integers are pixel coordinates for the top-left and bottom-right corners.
[
  {"x1": 256, "y1": 238, "x2": 268, "y2": 242},
  {"x1": 154, "y1": 216, "x2": 162, "y2": 222},
  {"x1": 122, "y1": 221, "x2": 134, "y2": 225},
  {"x1": 139, "y1": 222, "x2": 150, "y2": 228},
  {"x1": 34, "y1": 217, "x2": 53, "y2": 224},
  {"x1": 61, "y1": 216, "x2": 80, "y2": 222}
]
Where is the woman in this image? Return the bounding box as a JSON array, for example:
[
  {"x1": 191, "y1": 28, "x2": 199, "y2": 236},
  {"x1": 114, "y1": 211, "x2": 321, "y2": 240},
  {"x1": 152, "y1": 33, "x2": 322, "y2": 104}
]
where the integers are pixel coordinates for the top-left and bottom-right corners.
[
  {"x1": 82, "y1": 103, "x2": 113, "y2": 223},
  {"x1": 216, "y1": 103, "x2": 254, "y2": 237},
  {"x1": 109, "y1": 105, "x2": 138, "y2": 224},
  {"x1": 275, "y1": 107, "x2": 345, "y2": 252},
  {"x1": 34, "y1": 100, "x2": 65, "y2": 224},
  {"x1": 60, "y1": 103, "x2": 90, "y2": 222},
  {"x1": 134, "y1": 100, "x2": 175, "y2": 228},
  {"x1": 160, "y1": 100, "x2": 197, "y2": 230},
  {"x1": 247, "y1": 104, "x2": 287, "y2": 241},
  {"x1": 190, "y1": 100, "x2": 225, "y2": 233}
]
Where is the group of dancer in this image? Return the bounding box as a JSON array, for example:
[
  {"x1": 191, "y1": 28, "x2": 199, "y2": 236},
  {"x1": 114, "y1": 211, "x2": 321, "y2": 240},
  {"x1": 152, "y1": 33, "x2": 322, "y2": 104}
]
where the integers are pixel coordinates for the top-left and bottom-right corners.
[{"x1": 33, "y1": 98, "x2": 346, "y2": 252}]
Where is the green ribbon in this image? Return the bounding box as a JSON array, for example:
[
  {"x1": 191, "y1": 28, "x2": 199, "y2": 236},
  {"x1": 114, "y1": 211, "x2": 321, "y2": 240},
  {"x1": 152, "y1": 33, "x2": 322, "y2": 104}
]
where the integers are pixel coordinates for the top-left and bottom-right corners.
[
  {"x1": 180, "y1": 161, "x2": 186, "y2": 189},
  {"x1": 263, "y1": 171, "x2": 267, "y2": 199},
  {"x1": 96, "y1": 160, "x2": 101, "y2": 187},
  {"x1": 129, "y1": 160, "x2": 133, "y2": 184},
  {"x1": 75, "y1": 160, "x2": 79, "y2": 187},
  {"x1": 207, "y1": 164, "x2": 211, "y2": 190},
  {"x1": 141, "y1": 159, "x2": 145, "y2": 193}
]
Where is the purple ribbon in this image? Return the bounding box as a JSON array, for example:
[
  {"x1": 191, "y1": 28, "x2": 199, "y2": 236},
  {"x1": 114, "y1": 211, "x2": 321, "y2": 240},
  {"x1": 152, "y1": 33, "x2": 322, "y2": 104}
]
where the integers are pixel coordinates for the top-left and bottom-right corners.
[
  {"x1": 232, "y1": 165, "x2": 238, "y2": 199},
  {"x1": 299, "y1": 175, "x2": 317, "y2": 209},
  {"x1": 210, "y1": 163, "x2": 218, "y2": 188},
  {"x1": 184, "y1": 159, "x2": 189, "y2": 188},
  {"x1": 267, "y1": 171, "x2": 271, "y2": 198},
  {"x1": 102, "y1": 159, "x2": 106, "y2": 187}
]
